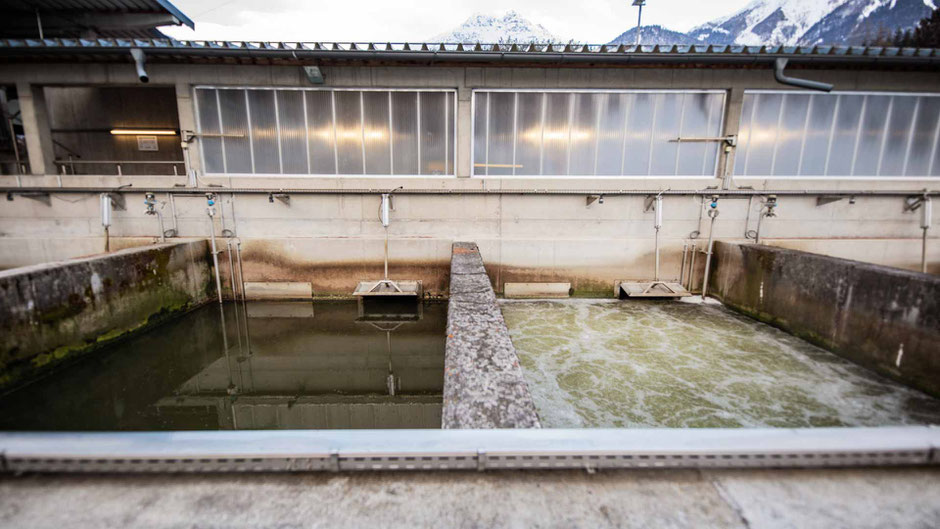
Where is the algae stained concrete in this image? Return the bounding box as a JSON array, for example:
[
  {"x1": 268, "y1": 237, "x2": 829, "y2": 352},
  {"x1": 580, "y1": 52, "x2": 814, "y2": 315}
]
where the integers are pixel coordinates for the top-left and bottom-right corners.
[
  {"x1": 1, "y1": 468, "x2": 939, "y2": 528},
  {"x1": 0, "y1": 240, "x2": 213, "y2": 391},
  {"x1": 709, "y1": 242, "x2": 940, "y2": 397}
]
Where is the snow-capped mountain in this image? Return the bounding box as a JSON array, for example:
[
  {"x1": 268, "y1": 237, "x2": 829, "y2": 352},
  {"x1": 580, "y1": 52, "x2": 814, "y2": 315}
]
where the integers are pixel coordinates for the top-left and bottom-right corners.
[
  {"x1": 608, "y1": 25, "x2": 704, "y2": 46},
  {"x1": 430, "y1": 11, "x2": 562, "y2": 44},
  {"x1": 687, "y1": 0, "x2": 936, "y2": 45}
]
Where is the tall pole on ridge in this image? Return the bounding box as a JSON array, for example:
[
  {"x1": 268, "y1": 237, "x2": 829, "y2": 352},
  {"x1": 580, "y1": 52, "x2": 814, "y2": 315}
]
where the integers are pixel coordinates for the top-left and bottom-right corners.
[{"x1": 632, "y1": 0, "x2": 646, "y2": 46}]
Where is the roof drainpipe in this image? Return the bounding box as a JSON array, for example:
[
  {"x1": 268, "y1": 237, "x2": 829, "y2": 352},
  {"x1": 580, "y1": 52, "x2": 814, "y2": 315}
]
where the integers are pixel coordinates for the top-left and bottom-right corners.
[
  {"x1": 130, "y1": 48, "x2": 149, "y2": 83},
  {"x1": 774, "y1": 58, "x2": 832, "y2": 92}
]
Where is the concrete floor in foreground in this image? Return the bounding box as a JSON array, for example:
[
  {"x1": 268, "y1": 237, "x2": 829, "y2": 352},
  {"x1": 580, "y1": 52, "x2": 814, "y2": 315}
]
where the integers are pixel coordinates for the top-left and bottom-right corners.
[{"x1": 1, "y1": 467, "x2": 938, "y2": 529}]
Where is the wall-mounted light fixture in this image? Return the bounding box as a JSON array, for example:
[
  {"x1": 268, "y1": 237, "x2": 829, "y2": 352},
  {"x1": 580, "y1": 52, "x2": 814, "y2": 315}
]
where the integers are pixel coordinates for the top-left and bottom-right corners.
[
  {"x1": 303, "y1": 65, "x2": 325, "y2": 84},
  {"x1": 110, "y1": 129, "x2": 178, "y2": 135}
]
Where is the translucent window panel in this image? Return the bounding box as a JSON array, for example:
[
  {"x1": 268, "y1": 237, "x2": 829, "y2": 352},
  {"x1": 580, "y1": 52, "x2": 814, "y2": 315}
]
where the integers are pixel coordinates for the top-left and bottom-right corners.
[
  {"x1": 541, "y1": 93, "x2": 571, "y2": 176},
  {"x1": 569, "y1": 93, "x2": 598, "y2": 175},
  {"x1": 514, "y1": 92, "x2": 543, "y2": 176},
  {"x1": 595, "y1": 93, "x2": 628, "y2": 175},
  {"x1": 486, "y1": 92, "x2": 515, "y2": 176},
  {"x1": 852, "y1": 95, "x2": 891, "y2": 176},
  {"x1": 906, "y1": 97, "x2": 940, "y2": 177},
  {"x1": 742, "y1": 93, "x2": 784, "y2": 177},
  {"x1": 649, "y1": 94, "x2": 682, "y2": 175},
  {"x1": 473, "y1": 92, "x2": 488, "y2": 176},
  {"x1": 195, "y1": 89, "x2": 223, "y2": 173},
  {"x1": 677, "y1": 93, "x2": 723, "y2": 176},
  {"x1": 247, "y1": 90, "x2": 280, "y2": 174},
  {"x1": 879, "y1": 95, "x2": 918, "y2": 176},
  {"x1": 446, "y1": 94, "x2": 456, "y2": 175},
  {"x1": 362, "y1": 91, "x2": 391, "y2": 175},
  {"x1": 772, "y1": 94, "x2": 811, "y2": 176},
  {"x1": 391, "y1": 92, "x2": 418, "y2": 175},
  {"x1": 622, "y1": 93, "x2": 654, "y2": 175},
  {"x1": 276, "y1": 90, "x2": 307, "y2": 174},
  {"x1": 797, "y1": 94, "x2": 838, "y2": 176},
  {"x1": 419, "y1": 92, "x2": 447, "y2": 175},
  {"x1": 733, "y1": 93, "x2": 755, "y2": 176},
  {"x1": 825, "y1": 95, "x2": 865, "y2": 176},
  {"x1": 334, "y1": 91, "x2": 364, "y2": 175},
  {"x1": 217, "y1": 89, "x2": 251, "y2": 174},
  {"x1": 305, "y1": 90, "x2": 336, "y2": 174}
]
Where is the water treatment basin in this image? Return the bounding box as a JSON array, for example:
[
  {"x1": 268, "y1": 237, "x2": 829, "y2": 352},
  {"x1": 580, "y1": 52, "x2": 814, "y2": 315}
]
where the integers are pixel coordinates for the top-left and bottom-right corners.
[
  {"x1": 501, "y1": 299, "x2": 940, "y2": 428},
  {"x1": 0, "y1": 300, "x2": 446, "y2": 430}
]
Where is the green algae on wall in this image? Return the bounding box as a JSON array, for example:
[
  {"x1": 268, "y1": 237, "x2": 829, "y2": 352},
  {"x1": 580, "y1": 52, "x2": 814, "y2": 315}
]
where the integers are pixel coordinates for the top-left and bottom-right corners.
[{"x1": 0, "y1": 240, "x2": 213, "y2": 393}]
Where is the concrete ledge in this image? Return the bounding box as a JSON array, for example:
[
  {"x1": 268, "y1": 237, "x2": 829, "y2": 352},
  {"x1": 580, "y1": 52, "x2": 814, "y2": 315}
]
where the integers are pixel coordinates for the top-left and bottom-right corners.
[
  {"x1": 504, "y1": 282, "x2": 571, "y2": 299},
  {"x1": 443, "y1": 242, "x2": 541, "y2": 429},
  {"x1": 0, "y1": 241, "x2": 213, "y2": 391},
  {"x1": 243, "y1": 281, "x2": 313, "y2": 300},
  {"x1": 709, "y1": 242, "x2": 940, "y2": 397}
]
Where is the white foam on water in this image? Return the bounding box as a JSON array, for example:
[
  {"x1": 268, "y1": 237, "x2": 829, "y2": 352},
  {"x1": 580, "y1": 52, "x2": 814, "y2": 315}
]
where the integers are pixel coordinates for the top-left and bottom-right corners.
[{"x1": 499, "y1": 299, "x2": 940, "y2": 429}]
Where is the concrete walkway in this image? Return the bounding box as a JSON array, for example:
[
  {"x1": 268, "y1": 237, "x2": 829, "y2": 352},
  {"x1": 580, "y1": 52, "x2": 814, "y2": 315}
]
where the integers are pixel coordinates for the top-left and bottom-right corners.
[{"x1": 2, "y1": 467, "x2": 938, "y2": 528}]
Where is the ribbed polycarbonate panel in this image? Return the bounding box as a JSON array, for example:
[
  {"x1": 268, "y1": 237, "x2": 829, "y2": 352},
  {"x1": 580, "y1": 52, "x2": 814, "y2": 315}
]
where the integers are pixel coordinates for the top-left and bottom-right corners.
[
  {"x1": 277, "y1": 90, "x2": 308, "y2": 174},
  {"x1": 473, "y1": 90, "x2": 725, "y2": 177},
  {"x1": 419, "y1": 92, "x2": 447, "y2": 175},
  {"x1": 391, "y1": 92, "x2": 418, "y2": 175},
  {"x1": 362, "y1": 91, "x2": 391, "y2": 175},
  {"x1": 306, "y1": 90, "x2": 336, "y2": 175},
  {"x1": 195, "y1": 88, "x2": 455, "y2": 176},
  {"x1": 247, "y1": 90, "x2": 280, "y2": 174},
  {"x1": 334, "y1": 90, "x2": 364, "y2": 175},
  {"x1": 736, "y1": 91, "x2": 940, "y2": 178},
  {"x1": 217, "y1": 89, "x2": 251, "y2": 174},
  {"x1": 195, "y1": 88, "x2": 223, "y2": 173},
  {"x1": 486, "y1": 92, "x2": 515, "y2": 176}
]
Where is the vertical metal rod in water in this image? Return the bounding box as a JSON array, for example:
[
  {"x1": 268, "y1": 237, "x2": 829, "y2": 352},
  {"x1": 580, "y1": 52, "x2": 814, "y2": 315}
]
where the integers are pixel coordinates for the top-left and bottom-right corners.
[
  {"x1": 206, "y1": 194, "x2": 223, "y2": 304},
  {"x1": 381, "y1": 193, "x2": 391, "y2": 280},
  {"x1": 701, "y1": 198, "x2": 720, "y2": 300},
  {"x1": 235, "y1": 240, "x2": 252, "y2": 356},
  {"x1": 679, "y1": 242, "x2": 688, "y2": 286},
  {"x1": 653, "y1": 194, "x2": 663, "y2": 281},
  {"x1": 922, "y1": 197, "x2": 932, "y2": 274},
  {"x1": 687, "y1": 242, "x2": 697, "y2": 291},
  {"x1": 755, "y1": 210, "x2": 765, "y2": 245}
]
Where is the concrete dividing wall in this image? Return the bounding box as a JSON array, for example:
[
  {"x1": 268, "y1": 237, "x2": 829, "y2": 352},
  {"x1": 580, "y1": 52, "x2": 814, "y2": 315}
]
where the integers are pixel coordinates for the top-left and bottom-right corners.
[
  {"x1": 444, "y1": 242, "x2": 540, "y2": 428},
  {"x1": 0, "y1": 240, "x2": 213, "y2": 391},
  {"x1": 709, "y1": 242, "x2": 940, "y2": 397}
]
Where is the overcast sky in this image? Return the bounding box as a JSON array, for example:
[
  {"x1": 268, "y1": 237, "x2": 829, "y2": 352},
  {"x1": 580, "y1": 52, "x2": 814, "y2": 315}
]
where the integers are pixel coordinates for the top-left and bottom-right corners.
[{"x1": 161, "y1": 0, "x2": 754, "y2": 43}]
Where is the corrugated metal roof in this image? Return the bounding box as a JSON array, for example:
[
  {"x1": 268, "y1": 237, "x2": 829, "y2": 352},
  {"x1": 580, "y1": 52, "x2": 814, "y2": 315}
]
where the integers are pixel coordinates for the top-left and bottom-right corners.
[
  {"x1": 0, "y1": 38, "x2": 938, "y2": 67},
  {"x1": 0, "y1": 0, "x2": 194, "y2": 39}
]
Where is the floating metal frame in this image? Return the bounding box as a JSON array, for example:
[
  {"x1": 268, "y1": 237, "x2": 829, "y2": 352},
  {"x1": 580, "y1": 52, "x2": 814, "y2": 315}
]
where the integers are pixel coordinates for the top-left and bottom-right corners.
[{"x1": 0, "y1": 427, "x2": 937, "y2": 473}]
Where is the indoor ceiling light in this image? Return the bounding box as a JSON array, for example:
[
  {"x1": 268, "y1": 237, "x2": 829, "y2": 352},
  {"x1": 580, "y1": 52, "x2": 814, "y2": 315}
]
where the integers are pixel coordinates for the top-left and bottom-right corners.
[{"x1": 110, "y1": 129, "x2": 178, "y2": 135}]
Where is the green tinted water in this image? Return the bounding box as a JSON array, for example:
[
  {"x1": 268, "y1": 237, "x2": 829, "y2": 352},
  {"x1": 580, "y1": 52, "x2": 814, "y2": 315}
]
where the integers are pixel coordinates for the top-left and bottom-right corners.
[{"x1": 501, "y1": 299, "x2": 940, "y2": 428}]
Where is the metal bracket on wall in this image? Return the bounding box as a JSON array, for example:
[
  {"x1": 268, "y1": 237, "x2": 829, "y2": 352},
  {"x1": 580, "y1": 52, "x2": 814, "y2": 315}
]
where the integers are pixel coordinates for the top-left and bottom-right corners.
[
  {"x1": 269, "y1": 193, "x2": 290, "y2": 206},
  {"x1": 816, "y1": 195, "x2": 854, "y2": 207},
  {"x1": 904, "y1": 194, "x2": 928, "y2": 212},
  {"x1": 586, "y1": 194, "x2": 604, "y2": 207},
  {"x1": 5, "y1": 191, "x2": 51, "y2": 206},
  {"x1": 106, "y1": 192, "x2": 126, "y2": 211}
]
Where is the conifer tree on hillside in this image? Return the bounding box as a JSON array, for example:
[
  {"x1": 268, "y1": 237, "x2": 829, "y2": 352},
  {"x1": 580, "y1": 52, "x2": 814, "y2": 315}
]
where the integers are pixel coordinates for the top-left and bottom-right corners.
[{"x1": 892, "y1": 7, "x2": 940, "y2": 47}]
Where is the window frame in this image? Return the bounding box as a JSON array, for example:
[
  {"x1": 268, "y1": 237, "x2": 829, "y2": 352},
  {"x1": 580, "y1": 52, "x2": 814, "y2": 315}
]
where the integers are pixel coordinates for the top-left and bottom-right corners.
[
  {"x1": 193, "y1": 86, "x2": 458, "y2": 177},
  {"x1": 470, "y1": 88, "x2": 728, "y2": 179},
  {"x1": 734, "y1": 89, "x2": 940, "y2": 181}
]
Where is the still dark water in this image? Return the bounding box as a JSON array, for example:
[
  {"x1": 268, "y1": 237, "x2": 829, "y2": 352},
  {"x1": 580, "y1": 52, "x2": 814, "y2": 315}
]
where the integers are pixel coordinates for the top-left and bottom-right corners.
[{"x1": 0, "y1": 300, "x2": 446, "y2": 431}]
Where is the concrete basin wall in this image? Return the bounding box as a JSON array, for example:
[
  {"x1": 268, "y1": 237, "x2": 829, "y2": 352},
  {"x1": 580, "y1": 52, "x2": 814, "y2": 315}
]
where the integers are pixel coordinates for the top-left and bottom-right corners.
[
  {"x1": 709, "y1": 242, "x2": 940, "y2": 397},
  {"x1": 0, "y1": 241, "x2": 214, "y2": 392},
  {"x1": 443, "y1": 242, "x2": 541, "y2": 428}
]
